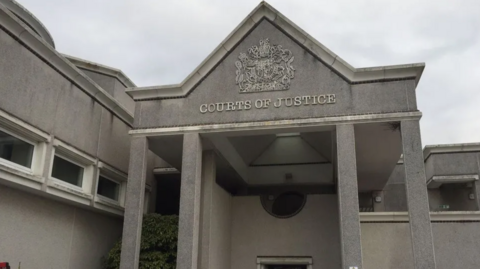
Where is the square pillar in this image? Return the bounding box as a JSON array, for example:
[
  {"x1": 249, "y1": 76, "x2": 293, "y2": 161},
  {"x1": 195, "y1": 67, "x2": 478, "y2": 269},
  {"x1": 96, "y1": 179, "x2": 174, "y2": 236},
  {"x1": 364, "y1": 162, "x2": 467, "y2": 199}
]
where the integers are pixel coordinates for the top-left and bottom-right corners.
[
  {"x1": 401, "y1": 120, "x2": 437, "y2": 269},
  {"x1": 120, "y1": 136, "x2": 149, "y2": 269},
  {"x1": 474, "y1": 154, "x2": 480, "y2": 210},
  {"x1": 473, "y1": 181, "x2": 480, "y2": 210},
  {"x1": 199, "y1": 151, "x2": 216, "y2": 269},
  {"x1": 177, "y1": 133, "x2": 203, "y2": 269},
  {"x1": 336, "y1": 124, "x2": 363, "y2": 269}
]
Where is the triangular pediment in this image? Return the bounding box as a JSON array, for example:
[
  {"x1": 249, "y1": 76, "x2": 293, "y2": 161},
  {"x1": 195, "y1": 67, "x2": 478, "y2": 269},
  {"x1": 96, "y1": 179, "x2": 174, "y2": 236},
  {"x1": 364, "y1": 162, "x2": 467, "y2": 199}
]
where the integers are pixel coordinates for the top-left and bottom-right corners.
[{"x1": 127, "y1": 1, "x2": 424, "y2": 100}]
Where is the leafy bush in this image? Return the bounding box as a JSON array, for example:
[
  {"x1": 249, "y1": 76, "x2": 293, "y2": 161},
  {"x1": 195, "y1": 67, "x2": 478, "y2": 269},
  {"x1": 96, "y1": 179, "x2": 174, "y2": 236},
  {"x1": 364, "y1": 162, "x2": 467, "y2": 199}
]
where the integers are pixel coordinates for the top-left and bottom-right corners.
[{"x1": 103, "y1": 214, "x2": 178, "y2": 269}]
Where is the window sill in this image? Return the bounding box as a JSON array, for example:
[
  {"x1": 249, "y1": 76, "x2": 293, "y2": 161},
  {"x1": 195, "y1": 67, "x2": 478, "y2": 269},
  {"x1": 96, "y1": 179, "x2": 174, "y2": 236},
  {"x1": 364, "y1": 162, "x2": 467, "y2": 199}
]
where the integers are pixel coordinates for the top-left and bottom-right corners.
[
  {"x1": 46, "y1": 178, "x2": 92, "y2": 205},
  {"x1": 94, "y1": 195, "x2": 124, "y2": 216},
  {"x1": 0, "y1": 162, "x2": 43, "y2": 189}
]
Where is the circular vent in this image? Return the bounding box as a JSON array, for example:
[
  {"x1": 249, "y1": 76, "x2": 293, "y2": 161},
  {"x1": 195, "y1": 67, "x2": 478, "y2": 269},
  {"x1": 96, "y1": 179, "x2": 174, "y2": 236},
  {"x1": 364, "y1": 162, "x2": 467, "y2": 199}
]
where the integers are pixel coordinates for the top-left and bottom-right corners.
[{"x1": 261, "y1": 191, "x2": 307, "y2": 219}]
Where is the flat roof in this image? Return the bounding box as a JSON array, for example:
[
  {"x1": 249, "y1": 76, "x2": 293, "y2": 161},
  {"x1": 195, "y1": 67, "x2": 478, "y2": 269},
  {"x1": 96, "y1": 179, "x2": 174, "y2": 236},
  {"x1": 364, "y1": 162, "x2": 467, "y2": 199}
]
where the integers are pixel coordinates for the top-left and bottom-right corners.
[{"x1": 423, "y1": 143, "x2": 480, "y2": 161}]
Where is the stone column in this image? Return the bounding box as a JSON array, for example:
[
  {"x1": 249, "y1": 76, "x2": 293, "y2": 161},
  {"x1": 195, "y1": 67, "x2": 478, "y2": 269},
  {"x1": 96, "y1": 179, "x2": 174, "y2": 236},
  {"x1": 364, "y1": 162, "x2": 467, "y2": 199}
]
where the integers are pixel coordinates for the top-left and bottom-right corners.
[
  {"x1": 474, "y1": 154, "x2": 480, "y2": 210},
  {"x1": 177, "y1": 133, "x2": 203, "y2": 269},
  {"x1": 336, "y1": 124, "x2": 363, "y2": 269},
  {"x1": 199, "y1": 151, "x2": 216, "y2": 269},
  {"x1": 401, "y1": 120, "x2": 437, "y2": 269},
  {"x1": 120, "y1": 136, "x2": 149, "y2": 269}
]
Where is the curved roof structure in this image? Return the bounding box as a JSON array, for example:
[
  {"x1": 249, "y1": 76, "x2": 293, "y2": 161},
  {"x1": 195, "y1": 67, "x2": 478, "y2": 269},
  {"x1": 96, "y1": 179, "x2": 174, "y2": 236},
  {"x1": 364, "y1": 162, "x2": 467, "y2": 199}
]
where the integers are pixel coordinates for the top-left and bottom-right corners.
[{"x1": 0, "y1": 0, "x2": 55, "y2": 47}]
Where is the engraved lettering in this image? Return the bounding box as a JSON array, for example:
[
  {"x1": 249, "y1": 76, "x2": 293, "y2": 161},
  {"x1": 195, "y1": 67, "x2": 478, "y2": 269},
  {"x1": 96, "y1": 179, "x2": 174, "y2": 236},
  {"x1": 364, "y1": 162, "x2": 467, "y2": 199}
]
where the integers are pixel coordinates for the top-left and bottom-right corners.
[
  {"x1": 199, "y1": 92, "x2": 337, "y2": 113},
  {"x1": 226, "y1": 102, "x2": 235, "y2": 111},
  {"x1": 216, "y1": 103, "x2": 224, "y2": 112},
  {"x1": 302, "y1": 96, "x2": 311, "y2": 105},
  {"x1": 244, "y1": 100, "x2": 252, "y2": 110},
  {"x1": 294, "y1": 96, "x2": 302, "y2": 106},
  {"x1": 255, "y1": 99, "x2": 263, "y2": 109},
  {"x1": 285, "y1": 97, "x2": 293, "y2": 107},
  {"x1": 274, "y1": 98, "x2": 283, "y2": 108},
  {"x1": 327, "y1": 94, "x2": 336, "y2": 104},
  {"x1": 208, "y1": 103, "x2": 216, "y2": 113},
  {"x1": 235, "y1": 101, "x2": 244, "y2": 110},
  {"x1": 264, "y1": 99, "x2": 271, "y2": 108},
  {"x1": 318, "y1": 95, "x2": 327, "y2": 104},
  {"x1": 200, "y1": 104, "x2": 208, "y2": 113}
]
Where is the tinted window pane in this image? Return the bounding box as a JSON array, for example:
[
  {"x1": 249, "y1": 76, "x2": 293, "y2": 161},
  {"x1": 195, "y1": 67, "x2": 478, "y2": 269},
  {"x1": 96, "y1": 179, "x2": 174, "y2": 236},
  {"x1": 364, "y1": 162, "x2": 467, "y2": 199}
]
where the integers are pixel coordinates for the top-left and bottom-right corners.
[
  {"x1": 271, "y1": 192, "x2": 305, "y2": 217},
  {"x1": 97, "y1": 176, "x2": 119, "y2": 200},
  {"x1": 52, "y1": 156, "x2": 83, "y2": 187},
  {"x1": 0, "y1": 130, "x2": 34, "y2": 168}
]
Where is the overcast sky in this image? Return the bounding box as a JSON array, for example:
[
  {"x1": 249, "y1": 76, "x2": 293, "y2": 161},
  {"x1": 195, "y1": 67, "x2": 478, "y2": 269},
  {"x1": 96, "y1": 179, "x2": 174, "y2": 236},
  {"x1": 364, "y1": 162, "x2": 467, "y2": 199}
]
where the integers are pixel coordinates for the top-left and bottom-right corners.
[{"x1": 17, "y1": 0, "x2": 480, "y2": 146}]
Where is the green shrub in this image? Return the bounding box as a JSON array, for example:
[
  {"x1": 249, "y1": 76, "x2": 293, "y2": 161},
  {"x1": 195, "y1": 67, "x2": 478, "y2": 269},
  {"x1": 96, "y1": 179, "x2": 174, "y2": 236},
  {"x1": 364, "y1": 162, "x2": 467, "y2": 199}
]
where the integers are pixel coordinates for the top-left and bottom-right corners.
[{"x1": 103, "y1": 214, "x2": 178, "y2": 269}]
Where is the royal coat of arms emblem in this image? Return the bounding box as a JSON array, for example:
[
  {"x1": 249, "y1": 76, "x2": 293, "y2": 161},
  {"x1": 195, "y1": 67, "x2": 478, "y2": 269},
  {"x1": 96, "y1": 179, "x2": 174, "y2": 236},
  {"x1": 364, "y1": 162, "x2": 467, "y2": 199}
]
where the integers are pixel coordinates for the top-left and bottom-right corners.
[{"x1": 235, "y1": 38, "x2": 295, "y2": 93}]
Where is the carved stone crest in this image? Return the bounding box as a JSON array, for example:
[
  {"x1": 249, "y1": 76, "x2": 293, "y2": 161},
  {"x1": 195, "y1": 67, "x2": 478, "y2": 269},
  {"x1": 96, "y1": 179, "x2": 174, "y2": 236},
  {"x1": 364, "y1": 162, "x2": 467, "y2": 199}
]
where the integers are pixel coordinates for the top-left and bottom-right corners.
[{"x1": 235, "y1": 38, "x2": 295, "y2": 93}]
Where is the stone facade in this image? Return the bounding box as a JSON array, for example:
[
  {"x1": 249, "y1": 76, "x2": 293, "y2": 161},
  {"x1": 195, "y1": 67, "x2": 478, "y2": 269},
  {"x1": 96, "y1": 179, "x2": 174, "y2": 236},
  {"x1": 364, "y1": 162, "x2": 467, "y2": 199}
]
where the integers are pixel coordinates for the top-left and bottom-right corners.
[{"x1": 0, "y1": 1, "x2": 479, "y2": 269}]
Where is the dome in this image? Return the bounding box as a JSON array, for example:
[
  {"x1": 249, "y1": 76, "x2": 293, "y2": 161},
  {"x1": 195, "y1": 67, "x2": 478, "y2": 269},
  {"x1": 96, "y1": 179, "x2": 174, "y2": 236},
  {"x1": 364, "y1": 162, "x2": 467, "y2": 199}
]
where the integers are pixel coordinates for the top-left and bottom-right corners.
[{"x1": 0, "y1": 0, "x2": 55, "y2": 47}]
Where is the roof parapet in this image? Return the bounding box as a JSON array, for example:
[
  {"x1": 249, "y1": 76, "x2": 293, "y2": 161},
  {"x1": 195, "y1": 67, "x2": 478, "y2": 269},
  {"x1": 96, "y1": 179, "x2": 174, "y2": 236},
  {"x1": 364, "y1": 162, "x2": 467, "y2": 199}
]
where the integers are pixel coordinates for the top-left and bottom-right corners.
[
  {"x1": 423, "y1": 143, "x2": 480, "y2": 161},
  {"x1": 63, "y1": 54, "x2": 136, "y2": 88}
]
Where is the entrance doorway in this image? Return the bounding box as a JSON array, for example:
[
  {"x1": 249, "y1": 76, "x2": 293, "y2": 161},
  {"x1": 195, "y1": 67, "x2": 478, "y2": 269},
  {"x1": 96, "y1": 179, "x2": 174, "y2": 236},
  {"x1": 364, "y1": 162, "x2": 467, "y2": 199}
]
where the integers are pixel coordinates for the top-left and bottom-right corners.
[
  {"x1": 257, "y1": 257, "x2": 312, "y2": 269},
  {"x1": 266, "y1": 264, "x2": 307, "y2": 269}
]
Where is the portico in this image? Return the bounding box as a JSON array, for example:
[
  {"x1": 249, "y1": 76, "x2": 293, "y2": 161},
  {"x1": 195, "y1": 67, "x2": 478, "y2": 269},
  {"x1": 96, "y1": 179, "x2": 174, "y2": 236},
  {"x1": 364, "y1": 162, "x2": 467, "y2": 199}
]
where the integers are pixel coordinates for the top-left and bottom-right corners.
[{"x1": 119, "y1": 2, "x2": 436, "y2": 269}]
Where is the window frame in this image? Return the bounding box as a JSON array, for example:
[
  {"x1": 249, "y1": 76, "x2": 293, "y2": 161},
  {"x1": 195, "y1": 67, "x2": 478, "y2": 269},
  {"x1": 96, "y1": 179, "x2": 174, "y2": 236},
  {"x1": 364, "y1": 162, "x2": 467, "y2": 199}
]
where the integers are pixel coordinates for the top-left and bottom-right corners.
[
  {"x1": 94, "y1": 161, "x2": 127, "y2": 214},
  {"x1": 96, "y1": 173, "x2": 122, "y2": 203},
  {"x1": 0, "y1": 126, "x2": 37, "y2": 173},
  {"x1": 48, "y1": 139, "x2": 96, "y2": 196},
  {"x1": 0, "y1": 110, "x2": 50, "y2": 182},
  {"x1": 50, "y1": 154, "x2": 86, "y2": 190}
]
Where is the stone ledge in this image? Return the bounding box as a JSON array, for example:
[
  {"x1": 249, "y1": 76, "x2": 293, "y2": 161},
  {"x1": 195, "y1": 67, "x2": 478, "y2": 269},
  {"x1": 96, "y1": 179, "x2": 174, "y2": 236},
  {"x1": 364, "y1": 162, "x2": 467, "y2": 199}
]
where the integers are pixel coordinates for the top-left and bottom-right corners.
[
  {"x1": 423, "y1": 143, "x2": 480, "y2": 161},
  {"x1": 360, "y1": 211, "x2": 480, "y2": 222},
  {"x1": 130, "y1": 111, "x2": 422, "y2": 137},
  {"x1": 63, "y1": 54, "x2": 136, "y2": 88}
]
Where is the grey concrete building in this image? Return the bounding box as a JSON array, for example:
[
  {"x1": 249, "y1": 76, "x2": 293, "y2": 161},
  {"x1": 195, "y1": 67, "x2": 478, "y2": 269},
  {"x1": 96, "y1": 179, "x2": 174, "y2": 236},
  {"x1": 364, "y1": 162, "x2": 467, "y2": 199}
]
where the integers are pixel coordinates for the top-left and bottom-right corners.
[{"x1": 0, "y1": 1, "x2": 479, "y2": 269}]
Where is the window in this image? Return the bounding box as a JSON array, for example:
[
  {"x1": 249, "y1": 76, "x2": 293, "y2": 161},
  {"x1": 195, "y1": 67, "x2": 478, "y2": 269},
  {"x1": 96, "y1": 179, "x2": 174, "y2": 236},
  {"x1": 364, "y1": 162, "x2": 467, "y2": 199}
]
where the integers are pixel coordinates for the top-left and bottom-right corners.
[
  {"x1": 94, "y1": 161, "x2": 127, "y2": 213},
  {"x1": 51, "y1": 155, "x2": 84, "y2": 187},
  {"x1": 97, "y1": 176, "x2": 120, "y2": 201},
  {"x1": 261, "y1": 191, "x2": 307, "y2": 218},
  {"x1": 0, "y1": 129, "x2": 34, "y2": 168}
]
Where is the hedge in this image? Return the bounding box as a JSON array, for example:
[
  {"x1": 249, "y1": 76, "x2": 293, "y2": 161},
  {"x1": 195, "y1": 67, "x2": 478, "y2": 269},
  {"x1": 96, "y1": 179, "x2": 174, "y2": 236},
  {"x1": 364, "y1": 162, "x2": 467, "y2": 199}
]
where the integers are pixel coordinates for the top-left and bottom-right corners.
[{"x1": 103, "y1": 214, "x2": 178, "y2": 269}]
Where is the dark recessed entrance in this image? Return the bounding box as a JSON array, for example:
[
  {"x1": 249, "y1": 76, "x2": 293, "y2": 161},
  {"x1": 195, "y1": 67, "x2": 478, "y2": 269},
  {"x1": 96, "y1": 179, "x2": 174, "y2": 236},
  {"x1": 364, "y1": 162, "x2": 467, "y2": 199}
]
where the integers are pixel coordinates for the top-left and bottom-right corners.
[{"x1": 267, "y1": 265, "x2": 307, "y2": 269}]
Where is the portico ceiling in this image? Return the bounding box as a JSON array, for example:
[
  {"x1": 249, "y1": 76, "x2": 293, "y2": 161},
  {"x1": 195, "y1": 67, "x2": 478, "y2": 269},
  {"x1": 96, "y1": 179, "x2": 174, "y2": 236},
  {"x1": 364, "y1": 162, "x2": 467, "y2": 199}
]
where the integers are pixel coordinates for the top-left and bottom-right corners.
[{"x1": 148, "y1": 122, "x2": 402, "y2": 194}]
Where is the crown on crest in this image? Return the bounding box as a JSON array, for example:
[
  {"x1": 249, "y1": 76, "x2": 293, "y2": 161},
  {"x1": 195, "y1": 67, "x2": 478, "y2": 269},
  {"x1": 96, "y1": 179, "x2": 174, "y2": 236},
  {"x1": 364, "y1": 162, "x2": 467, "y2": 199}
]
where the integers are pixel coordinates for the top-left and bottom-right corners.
[{"x1": 248, "y1": 38, "x2": 273, "y2": 59}]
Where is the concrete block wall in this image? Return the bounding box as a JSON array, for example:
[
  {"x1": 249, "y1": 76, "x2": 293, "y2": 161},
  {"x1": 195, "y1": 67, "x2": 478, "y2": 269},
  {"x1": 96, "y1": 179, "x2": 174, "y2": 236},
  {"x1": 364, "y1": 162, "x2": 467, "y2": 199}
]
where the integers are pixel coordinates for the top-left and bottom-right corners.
[
  {"x1": 0, "y1": 185, "x2": 122, "y2": 269},
  {"x1": 0, "y1": 22, "x2": 152, "y2": 268},
  {"x1": 80, "y1": 69, "x2": 135, "y2": 114},
  {"x1": 230, "y1": 195, "x2": 341, "y2": 269},
  {"x1": 361, "y1": 222, "x2": 480, "y2": 269},
  {"x1": 0, "y1": 28, "x2": 131, "y2": 174}
]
